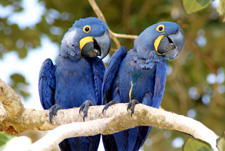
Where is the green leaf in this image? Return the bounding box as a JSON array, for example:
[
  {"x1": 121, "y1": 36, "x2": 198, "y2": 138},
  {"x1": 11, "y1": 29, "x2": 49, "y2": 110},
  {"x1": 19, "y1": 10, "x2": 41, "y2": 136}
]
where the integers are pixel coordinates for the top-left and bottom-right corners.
[
  {"x1": 183, "y1": 0, "x2": 212, "y2": 14},
  {"x1": 197, "y1": 146, "x2": 211, "y2": 151},
  {"x1": 183, "y1": 137, "x2": 211, "y2": 151},
  {"x1": 10, "y1": 73, "x2": 29, "y2": 85},
  {"x1": 196, "y1": 0, "x2": 211, "y2": 7},
  {"x1": 9, "y1": 73, "x2": 30, "y2": 100},
  {"x1": 217, "y1": 132, "x2": 225, "y2": 151},
  {"x1": 0, "y1": 132, "x2": 14, "y2": 149}
]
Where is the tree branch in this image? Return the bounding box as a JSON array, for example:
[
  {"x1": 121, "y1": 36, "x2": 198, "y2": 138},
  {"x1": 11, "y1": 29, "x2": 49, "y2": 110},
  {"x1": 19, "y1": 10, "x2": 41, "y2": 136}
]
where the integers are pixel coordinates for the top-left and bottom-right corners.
[
  {"x1": 0, "y1": 77, "x2": 219, "y2": 150},
  {"x1": 0, "y1": 78, "x2": 55, "y2": 134},
  {"x1": 0, "y1": 78, "x2": 24, "y2": 117},
  {"x1": 31, "y1": 103, "x2": 219, "y2": 151}
]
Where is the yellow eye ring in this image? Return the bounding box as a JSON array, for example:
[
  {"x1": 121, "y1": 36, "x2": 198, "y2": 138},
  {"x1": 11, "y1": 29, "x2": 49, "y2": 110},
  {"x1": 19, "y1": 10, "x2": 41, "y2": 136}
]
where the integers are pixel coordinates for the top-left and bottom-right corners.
[
  {"x1": 156, "y1": 25, "x2": 165, "y2": 32},
  {"x1": 83, "y1": 25, "x2": 91, "y2": 33}
]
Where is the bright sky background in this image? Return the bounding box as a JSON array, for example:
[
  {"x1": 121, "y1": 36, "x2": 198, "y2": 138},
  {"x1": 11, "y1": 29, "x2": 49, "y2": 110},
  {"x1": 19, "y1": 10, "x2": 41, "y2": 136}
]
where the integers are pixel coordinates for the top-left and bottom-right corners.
[
  {"x1": 0, "y1": 36, "x2": 58, "y2": 109},
  {"x1": 0, "y1": 0, "x2": 221, "y2": 150},
  {"x1": 0, "y1": 0, "x2": 56, "y2": 109}
]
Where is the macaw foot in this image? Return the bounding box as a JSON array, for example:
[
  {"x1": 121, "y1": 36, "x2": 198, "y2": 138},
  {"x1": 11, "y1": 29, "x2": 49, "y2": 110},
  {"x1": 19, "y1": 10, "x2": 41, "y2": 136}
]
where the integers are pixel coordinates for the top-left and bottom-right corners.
[
  {"x1": 79, "y1": 100, "x2": 94, "y2": 121},
  {"x1": 127, "y1": 99, "x2": 139, "y2": 117},
  {"x1": 49, "y1": 104, "x2": 61, "y2": 124},
  {"x1": 102, "y1": 99, "x2": 119, "y2": 114}
]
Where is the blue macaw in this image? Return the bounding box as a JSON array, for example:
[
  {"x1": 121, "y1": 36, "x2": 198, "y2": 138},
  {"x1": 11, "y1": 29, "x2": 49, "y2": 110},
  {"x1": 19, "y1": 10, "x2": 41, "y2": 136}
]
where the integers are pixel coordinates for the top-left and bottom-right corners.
[
  {"x1": 38, "y1": 17, "x2": 111, "y2": 151},
  {"x1": 102, "y1": 22, "x2": 185, "y2": 151}
]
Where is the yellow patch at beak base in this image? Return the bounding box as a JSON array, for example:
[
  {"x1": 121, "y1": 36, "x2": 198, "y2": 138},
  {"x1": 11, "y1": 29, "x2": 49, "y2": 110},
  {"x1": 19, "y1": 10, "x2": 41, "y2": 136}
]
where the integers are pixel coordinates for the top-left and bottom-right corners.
[
  {"x1": 79, "y1": 36, "x2": 94, "y2": 50},
  {"x1": 154, "y1": 35, "x2": 165, "y2": 55}
]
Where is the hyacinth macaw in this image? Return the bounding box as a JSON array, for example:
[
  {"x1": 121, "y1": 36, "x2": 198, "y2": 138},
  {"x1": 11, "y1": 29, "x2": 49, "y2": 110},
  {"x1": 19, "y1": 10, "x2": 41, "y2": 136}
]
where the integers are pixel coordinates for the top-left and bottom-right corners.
[
  {"x1": 102, "y1": 22, "x2": 185, "y2": 151},
  {"x1": 38, "y1": 17, "x2": 111, "y2": 151}
]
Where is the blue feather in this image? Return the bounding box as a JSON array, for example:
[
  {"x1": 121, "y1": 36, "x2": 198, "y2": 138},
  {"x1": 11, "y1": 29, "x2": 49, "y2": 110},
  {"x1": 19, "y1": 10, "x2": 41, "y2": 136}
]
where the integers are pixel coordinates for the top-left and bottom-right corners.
[{"x1": 38, "y1": 58, "x2": 56, "y2": 109}]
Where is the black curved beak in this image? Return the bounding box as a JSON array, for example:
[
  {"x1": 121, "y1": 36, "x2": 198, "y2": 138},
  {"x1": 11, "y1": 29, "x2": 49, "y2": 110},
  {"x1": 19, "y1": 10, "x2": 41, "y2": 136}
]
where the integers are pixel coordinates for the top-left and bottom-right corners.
[
  {"x1": 79, "y1": 31, "x2": 111, "y2": 59},
  {"x1": 157, "y1": 29, "x2": 185, "y2": 61}
]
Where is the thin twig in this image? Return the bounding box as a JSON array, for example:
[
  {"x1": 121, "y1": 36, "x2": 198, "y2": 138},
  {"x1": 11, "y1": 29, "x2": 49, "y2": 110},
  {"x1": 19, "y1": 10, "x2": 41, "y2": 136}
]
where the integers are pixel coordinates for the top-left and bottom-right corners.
[
  {"x1": 111, "y1": 32, "x2": 137, "y2": 39},
  {"x1": 88, "y1": 0, "x2": 137, "y2": 49}
]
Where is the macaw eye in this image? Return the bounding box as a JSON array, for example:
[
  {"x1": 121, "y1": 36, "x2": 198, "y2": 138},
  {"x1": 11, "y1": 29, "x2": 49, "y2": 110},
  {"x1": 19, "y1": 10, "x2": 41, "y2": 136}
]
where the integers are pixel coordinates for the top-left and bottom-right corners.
[
  {"x1": 156, "y1": 25, "x2": 165, "y2": 32},
  {"x1": 83, "y1": 25, "x2": 91, "y2": 33}
]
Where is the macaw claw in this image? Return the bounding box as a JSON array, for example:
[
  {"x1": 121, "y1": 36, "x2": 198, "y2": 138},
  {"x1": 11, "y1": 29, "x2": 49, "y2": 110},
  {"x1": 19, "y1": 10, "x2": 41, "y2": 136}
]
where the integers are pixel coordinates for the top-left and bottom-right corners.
[
  {"x1": 49, "y1": 104, "x2": 62, "y2": 124},
  {"x1": 102, "y1": 99, "x2": 119, "y2": 114},
  {"x1": 127, "y1": 99, "x2": 139, "y2": 117},
  {"x1": 79, "y1": 100, "x2": 94, "y2": 121}
]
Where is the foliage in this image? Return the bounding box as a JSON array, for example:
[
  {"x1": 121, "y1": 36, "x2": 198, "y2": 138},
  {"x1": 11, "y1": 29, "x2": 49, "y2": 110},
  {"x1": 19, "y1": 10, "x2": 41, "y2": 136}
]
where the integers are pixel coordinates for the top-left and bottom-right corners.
[
  {"x1": 10, "y1": 73, "x2": 30, "y2": 99},
  {"x1": 183, "y1": 0, "x2": 225, "y2": 21},
  {"x1": 182, "y1": 134, "x2": 225, "y2": 151},
  {"x1": 217, "y1": 0, "x2": 225, "y2": 21},
  {"x1": 183, "y1": 137, "x2": 211, "y2": 151},
  {"x1": 0, "y1": 132, "x2": 14, "y2": 150},
  {"x1": 217, "y1": 132, "x2": 225, "y2": 151},
  {"x1": 183, "y1": 0, "x2": 211, "y2": 14},
  {"x1": 0, "y1": 0, "x2": 224, "y2": 150}
]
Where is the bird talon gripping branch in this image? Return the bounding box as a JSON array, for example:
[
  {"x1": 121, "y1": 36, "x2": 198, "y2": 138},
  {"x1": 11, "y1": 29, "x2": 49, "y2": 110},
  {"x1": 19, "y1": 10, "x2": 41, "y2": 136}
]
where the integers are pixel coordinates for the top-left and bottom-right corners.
[
  {"x1": 102, "y1": 99, "x2": 119, "y2": 114},
  {"x1": 127, "y1": 99, "x2": 139, "y2": 117},
  {"x1": 49, "y1": 104, "x2": 61, "y2": 124},
  {"x1": 79, "y1": 100, "x2": 94, "y2": 121}
]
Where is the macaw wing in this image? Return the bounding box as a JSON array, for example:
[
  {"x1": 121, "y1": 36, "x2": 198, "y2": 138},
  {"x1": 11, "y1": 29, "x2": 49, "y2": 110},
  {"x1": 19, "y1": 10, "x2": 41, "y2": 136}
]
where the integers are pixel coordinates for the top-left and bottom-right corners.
[
  {"x1": 102, "y1": 46, "x2": 127, "y2": 104},
  {"x1": 38, "y1": 58, "x2": 56, "y2": 109},
  {"x1": 91, "y1": 58, "x2": 106, "y2": 105},
  {"x1": 151, "y1": 60, "x2": 167, "y2": 108}
]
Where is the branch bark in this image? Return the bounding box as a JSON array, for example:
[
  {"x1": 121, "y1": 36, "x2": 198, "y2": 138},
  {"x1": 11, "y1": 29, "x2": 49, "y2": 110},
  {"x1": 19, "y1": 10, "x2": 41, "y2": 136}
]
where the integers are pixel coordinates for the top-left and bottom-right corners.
[
  {"x1": 31, "y1": 103, "x2": 219, "y2": 151},
  {"x1": 0, "y1": 78, "x2": 55, "y2": 134},
  {"x1": 0, "y1": 78, "x2": 24, "y2": 117},
  {"x1": 0, "y1": 77, "x2": 219, "y2": 151}
]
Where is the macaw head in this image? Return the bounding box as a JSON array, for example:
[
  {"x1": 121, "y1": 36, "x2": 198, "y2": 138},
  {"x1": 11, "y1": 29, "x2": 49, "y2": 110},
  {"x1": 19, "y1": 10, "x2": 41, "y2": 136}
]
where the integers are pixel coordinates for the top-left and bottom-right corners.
[
  {"x1": 61, "y1": 17, "x2": 111, "y2": 60},
  {"x1": 133, "y1": 22, "x2": 185, "y2": 61}
]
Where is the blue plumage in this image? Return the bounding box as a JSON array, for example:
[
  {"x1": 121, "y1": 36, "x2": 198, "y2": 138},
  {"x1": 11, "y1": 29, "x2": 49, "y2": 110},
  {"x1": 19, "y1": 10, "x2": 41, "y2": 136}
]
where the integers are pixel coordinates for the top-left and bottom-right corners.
[
  {"x1": 39, "y1": 17, "x2": 111, "y2": 151},
  {"x1": 102, "y1": 22, "x2": 185, "y2": 151}
]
